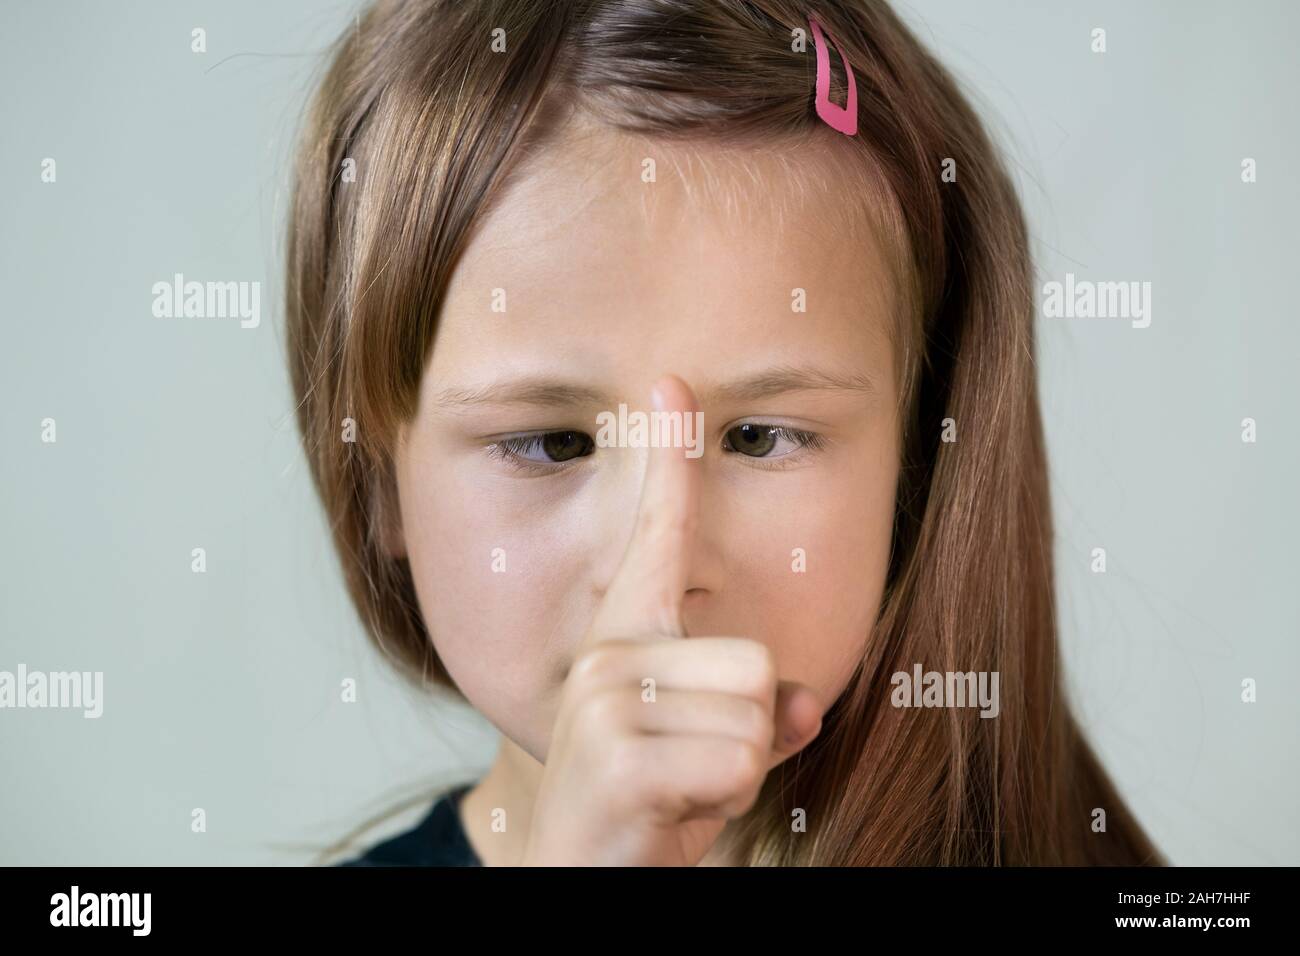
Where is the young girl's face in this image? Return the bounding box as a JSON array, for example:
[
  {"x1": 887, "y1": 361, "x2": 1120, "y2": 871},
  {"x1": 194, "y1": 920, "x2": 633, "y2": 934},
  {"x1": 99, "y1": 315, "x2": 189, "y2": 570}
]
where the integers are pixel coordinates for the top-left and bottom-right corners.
[{"x1": 394, "y1": 121, "x2": 901, "y2": 764}]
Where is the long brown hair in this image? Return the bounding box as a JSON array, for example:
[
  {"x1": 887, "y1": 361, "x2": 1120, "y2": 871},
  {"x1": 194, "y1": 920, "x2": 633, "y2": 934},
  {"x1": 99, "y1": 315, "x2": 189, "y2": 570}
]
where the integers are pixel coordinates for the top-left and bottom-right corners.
[{"x1": 286, "y1": 0, "x2": 1163, "y2": 865}]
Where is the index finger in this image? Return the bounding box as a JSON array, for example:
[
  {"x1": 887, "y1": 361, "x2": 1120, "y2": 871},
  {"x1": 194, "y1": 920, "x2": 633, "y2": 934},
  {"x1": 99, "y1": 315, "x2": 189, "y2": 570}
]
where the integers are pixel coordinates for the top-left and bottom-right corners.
[{"x1": 586, "y1": 373, "x2": 703, "y2": 644}]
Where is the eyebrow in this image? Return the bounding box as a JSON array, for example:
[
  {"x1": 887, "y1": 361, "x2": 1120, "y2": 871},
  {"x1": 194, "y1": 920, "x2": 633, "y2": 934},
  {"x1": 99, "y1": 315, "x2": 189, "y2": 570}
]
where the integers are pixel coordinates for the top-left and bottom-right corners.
[{"x1": 430, "y1": 364, "x2": 875, "y2": 410}]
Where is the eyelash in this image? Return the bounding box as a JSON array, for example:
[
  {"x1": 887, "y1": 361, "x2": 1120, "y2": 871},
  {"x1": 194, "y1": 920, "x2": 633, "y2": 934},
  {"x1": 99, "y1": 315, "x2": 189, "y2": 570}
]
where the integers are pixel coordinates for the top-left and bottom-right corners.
[
  {"x1": 485, "y1": 433, "x2": 593, "y2": 476},
  {"x1": 485, "y1": 425, "x2": 827, "y2": 475}
]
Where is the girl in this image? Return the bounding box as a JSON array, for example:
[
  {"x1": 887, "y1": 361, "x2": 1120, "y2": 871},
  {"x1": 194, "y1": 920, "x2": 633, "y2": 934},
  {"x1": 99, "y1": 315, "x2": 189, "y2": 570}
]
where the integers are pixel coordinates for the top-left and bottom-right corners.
[{"x1": 286, "y1": 0, "x2": 1163, "y2": 866}]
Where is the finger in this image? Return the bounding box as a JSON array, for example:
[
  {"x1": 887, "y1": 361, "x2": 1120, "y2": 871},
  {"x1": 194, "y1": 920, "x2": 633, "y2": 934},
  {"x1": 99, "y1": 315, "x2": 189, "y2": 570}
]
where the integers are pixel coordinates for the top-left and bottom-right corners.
[
  {"x1": 569, "y1": 639, "x2": 822, "y2": 761},
  {"x1": 621, "y1": 734, "x2": 770, "y2": 824},
  {"x1": 627, "y1": 685, "x2": 823, "y2": 769},
  {"x1": 569, "y1": 637, "x2": 778, "y2": 701},
  {"x1": 622, "y1": 677, "x2": 821, "y2": 770},
  {"x1": 620, "y1": 689, "x2": 773, "y2": 748},
  {"x1": 587, "y1": 373, "x2": 702, "y2": 643},
  {"x1": 569, "y1": 639, "x2": 821, "y2": 749}
]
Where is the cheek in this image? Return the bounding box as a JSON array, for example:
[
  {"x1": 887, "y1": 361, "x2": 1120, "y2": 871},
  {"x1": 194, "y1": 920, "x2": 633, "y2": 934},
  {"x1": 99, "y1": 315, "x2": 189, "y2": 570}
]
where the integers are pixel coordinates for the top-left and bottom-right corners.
[
  {"x1": 709, "y1": 453, "x2": 896, "y2": 709},
  {"x1": 397, "y1": 457, "x2": 595, "y2": 753}
]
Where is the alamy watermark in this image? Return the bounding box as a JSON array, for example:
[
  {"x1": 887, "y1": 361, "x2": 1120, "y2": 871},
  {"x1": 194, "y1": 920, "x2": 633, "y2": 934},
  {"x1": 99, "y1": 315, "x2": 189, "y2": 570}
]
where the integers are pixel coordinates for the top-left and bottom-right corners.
[
  {"x1": 595, "y1": 404, "x2": 705, "y2": 459},
  {"x1": 891, "y1": 664, "x2": 999, "y2": 718},
  {"x1": 1042, "y1": 272, "x2": 1152, "y2": 328},
  {"x1": 50, "y1": 886, "x2": 150, "y2": 936},
  {"x1": 151, "y1": 272, "x2": 260, "y2": 328},
  {"x1": 0, "y1": 664, "x2": 103, "y2": 718}
]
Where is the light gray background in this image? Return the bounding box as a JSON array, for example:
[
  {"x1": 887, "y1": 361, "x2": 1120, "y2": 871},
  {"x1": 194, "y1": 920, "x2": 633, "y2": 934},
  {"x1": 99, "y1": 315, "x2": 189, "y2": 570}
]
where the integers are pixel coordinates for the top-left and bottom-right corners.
[{"x1": 1, "y1": 0, "x2": 1295, "y2": 865}]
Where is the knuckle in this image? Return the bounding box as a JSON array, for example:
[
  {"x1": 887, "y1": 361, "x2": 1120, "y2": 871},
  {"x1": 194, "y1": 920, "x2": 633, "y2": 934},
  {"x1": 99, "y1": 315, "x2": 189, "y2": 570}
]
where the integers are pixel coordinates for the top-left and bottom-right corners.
[
  {"x1": 641, "y1": 501, "x2": 692, "y2": 543},
  {"x1": 670, "y1": 506, "x2": 697, "y2": 538},
  {"x1": 741, "y1": 642, "x2": 779, "y2": 695},
  {"x1": 723, "y1": 739, "x2": 766, "y2": 791},
  {"x1": 579, "y1": 688, "x2": 628, "y2": 732},
  {"x1": 742, "y1": 698, "x2": 772, "y2": 747},
  {"x1": 569, "y1": 644, "x2": 618, "y2": 687},
  {"x1": 634, "y1": 506, "x2": 663, "y2": 544}
]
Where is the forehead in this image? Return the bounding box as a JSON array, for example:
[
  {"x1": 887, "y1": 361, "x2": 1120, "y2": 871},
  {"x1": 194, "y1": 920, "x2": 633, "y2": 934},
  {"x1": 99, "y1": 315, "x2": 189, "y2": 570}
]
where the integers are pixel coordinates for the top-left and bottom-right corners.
[{"x1": 429, "y1": 117, "x2": 897, "y2": 387}]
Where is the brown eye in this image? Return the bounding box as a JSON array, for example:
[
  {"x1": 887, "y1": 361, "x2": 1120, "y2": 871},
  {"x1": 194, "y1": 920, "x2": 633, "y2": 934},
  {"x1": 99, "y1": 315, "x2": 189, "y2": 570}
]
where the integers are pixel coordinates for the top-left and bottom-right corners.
[
  {"x1": 721, "y1": 423, "x2": 826, "y2": 461},
  {"x1": 489, "y1": 431, "x2": 597, "y2": 471},
  {"x1": 723, "y1": 423, "x2": 778, "y2": 457},
  {"x1": 540, "y1": 431, "x2": 594, "y2": 462}
]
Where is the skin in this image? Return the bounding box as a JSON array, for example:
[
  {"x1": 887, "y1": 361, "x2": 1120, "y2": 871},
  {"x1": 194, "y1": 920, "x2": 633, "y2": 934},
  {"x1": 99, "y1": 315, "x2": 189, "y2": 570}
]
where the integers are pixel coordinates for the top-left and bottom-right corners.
[{"x1": 392, "y1": 115, "x2": 901, "y2": 866}]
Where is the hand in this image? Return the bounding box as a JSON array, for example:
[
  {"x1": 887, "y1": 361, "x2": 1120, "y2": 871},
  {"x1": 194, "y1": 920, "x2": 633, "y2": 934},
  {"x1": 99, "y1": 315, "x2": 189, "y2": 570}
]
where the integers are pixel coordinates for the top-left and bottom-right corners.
[{"x1": 520, "y1": 374, "x2": 825, "y2": 866}]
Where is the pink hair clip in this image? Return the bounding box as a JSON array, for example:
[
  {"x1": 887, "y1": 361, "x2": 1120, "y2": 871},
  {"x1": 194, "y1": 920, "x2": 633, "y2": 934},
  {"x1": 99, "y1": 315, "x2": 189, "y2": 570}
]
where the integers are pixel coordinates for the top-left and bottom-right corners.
[{"x1": 808, "y1": 15, "x2": 857, "y2": 136}]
